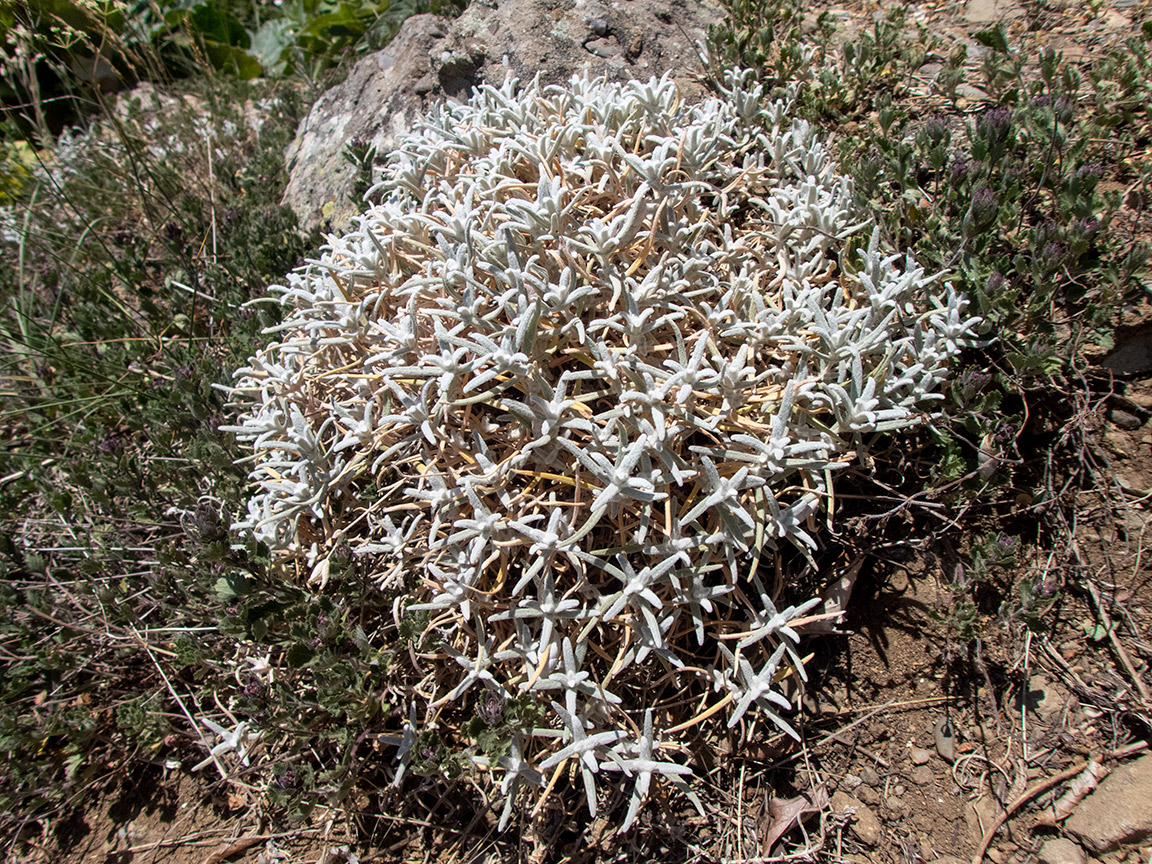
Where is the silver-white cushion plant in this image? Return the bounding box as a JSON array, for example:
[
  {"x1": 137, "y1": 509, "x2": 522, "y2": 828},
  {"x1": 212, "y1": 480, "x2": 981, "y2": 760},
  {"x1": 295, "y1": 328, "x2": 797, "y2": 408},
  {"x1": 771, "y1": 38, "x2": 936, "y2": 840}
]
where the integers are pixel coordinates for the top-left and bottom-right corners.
[{"x1": 222, "y1": 69, "x2": 979, "y2": 830}]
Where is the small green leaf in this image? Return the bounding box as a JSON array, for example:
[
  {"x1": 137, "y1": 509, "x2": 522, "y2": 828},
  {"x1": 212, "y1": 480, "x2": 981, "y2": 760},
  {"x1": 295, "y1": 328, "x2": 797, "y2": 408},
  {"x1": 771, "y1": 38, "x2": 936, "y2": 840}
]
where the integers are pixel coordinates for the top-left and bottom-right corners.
[
  {"x1": 286, "y1": 642, "x2": 314, "y2": 667},
  {"x1": 203, "y1": 43, "x2": 264, "y2": 79},
  {"x1": 974, "y1": 25, "x2": 1009, "y2": 55},
  {"x1": 188, "y1": 3, "x2": 250, "y2": 48},
  {"x1": 251, "y1": 18, "x2": 295, "y2": 74},
  {"x1": 215, "y1": 573, "x2": 254, "y2": 599}
]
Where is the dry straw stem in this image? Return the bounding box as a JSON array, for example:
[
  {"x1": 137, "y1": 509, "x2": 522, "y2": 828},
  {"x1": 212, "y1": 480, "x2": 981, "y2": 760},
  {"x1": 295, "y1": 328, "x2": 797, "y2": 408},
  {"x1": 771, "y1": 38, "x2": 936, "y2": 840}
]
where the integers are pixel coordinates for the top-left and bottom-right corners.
[{"x1": 224, "y1": 70, "x2": 979, "y2": 825}]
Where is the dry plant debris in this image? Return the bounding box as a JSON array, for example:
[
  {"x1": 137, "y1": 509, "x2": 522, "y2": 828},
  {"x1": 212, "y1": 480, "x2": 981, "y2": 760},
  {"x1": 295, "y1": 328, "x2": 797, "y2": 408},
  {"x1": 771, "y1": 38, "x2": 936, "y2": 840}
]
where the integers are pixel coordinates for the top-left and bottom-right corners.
[{"x1": 222, "y1": 70, "x2": 980, "y2": 828}]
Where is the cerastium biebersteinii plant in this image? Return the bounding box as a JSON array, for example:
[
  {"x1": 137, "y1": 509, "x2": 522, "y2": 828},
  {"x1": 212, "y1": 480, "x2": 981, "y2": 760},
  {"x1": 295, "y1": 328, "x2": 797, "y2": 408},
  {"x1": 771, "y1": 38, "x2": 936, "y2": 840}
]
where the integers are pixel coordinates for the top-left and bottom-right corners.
[{"x1": 222, "y1": 70, "x2": 979, "y2": 830}]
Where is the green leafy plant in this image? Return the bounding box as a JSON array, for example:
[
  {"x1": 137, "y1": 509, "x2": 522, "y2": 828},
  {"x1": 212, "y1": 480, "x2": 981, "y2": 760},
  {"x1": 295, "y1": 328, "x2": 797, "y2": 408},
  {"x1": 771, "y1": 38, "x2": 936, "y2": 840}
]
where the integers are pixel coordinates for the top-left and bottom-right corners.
[{"x1": 0, "y1": 70, "x2": 307, "y2": 845}]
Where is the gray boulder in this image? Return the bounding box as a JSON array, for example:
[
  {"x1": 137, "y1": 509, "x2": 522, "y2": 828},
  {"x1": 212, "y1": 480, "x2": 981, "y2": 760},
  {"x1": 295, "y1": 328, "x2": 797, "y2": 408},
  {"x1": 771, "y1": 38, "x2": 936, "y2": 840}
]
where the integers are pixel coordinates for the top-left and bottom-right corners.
[{"x1": 283, "y1": 0, "x2": 724, "y2": 234}]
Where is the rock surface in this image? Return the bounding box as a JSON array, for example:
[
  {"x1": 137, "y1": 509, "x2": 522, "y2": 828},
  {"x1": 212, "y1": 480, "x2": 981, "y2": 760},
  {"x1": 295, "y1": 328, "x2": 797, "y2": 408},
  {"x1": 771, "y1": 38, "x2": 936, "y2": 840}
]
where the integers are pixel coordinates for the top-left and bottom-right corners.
[
  {"x1": 831, "y1": 790, "x2": 884, "y2": 847},
  {"x1": 964, "y1": 0, "x2": 1022, "y2": 23},
  {"x1": 935, "y1": 715, "x2": 957, "y2": 762},
  {"x1": 911, "y1": 764, "x2": 934, "y2": 786},
  {"x1": 1038, "y1": 838, "x2": 1088, "y2": 864},
  {"x1": 1065, "y1": 754, "x2": 1152, "y2": 853},
  {"x1": 283, "y1": 0, "x2": 724, "y2": 233}
]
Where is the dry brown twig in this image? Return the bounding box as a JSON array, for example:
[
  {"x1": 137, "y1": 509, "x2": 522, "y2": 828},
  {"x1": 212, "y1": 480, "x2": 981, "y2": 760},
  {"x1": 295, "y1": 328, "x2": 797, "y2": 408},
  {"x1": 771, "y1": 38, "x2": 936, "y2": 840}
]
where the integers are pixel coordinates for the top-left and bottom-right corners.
[{"x1": 970, "y1": 740, "x2": 1150, "y2": 864}]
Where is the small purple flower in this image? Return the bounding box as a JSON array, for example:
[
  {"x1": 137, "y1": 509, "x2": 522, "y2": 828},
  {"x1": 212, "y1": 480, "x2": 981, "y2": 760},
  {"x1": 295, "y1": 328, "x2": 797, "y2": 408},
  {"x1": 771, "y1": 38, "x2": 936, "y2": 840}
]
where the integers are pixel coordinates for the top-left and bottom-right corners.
[
  {"x1": 1076, "y1": 163, "x2": 1102, "y2": 182},
  {"x1": 98, "y1": 435, "x2": 124, "y2": 455},
  {"x1": 966, "y1": 188, "x2": 999, "y2": 235},
  {"x1": 477, "y1": 691, "x2": 505, "y2": 726},
  {"x1": 985, "y1": 272, "x2": 1006, "y2": 296},
  {"x1": 951, "y1": 160, "x2": 970, "y2": 185},
  {"x1": 277, "y1": 766, "x2": 299, "y2": 789},
  {"x1": 961, "y1": 370, "x2": 991, "y2": 400},
  {"x1": 978, "y1": 107, "x2": 1012, "y2": 140},
  {"x1": 1042, "y1": 240, "x2": 1065, "y2": 268}
]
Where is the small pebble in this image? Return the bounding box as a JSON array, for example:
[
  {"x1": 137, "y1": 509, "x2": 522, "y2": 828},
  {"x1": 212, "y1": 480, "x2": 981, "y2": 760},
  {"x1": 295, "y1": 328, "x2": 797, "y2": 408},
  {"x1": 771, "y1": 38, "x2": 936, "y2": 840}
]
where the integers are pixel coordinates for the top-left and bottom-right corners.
[
  {"x1": 935, "y1": 716, "x2": 957, "y2": 762},
  {"x1": 587, "y1": 16, "x2": 610, "y2": 36},
  {"x1": 912, "y1": 765, "x2": 934, "y2": 785},
  {"x1": 1111, "y1": 409, "x2": 1143, "y2": 430},
  {"x1": 1038, "y1": 837, "x2": 1087, "y2": 864},
  {"x1": 861, "y1": 766, "x2": 881, "y2": 787},
  {"x1": 910, "y1": 746, "x2": 931, "y2": 765}
]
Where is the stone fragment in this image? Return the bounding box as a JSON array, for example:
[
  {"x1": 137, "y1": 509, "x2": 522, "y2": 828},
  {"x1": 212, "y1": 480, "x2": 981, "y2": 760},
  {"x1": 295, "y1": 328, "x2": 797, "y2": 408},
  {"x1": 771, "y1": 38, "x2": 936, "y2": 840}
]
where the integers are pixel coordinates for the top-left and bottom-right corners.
[
  {"x1": 935, "y1": 716, "x2": 957, "y2": 763},
  {"x1": 964, "y1": 0, "x2": 1022, "y2": 22},
  {"x1": 912, "y1": 765, "x2": 934, "y2": 786},
  {"x1": 282, "y1": 15, "x2": 448, "y2": 235},
  {"x1": 1066, "y1": 755, "x2": 1152, "y2": 853},
  {"x1": 1038, "y1": 838, "x2": 1087, "y2": 864},
  {"x1": 956, "y1": 83, "x2": 991, "y2": 102},
  {"x1": 282, "y1": 0, "x2": 724, "y2": 234},
  {"x1": 860, "y1": 765, "x2": 881, "y2": 787},
  {"x1": 1112, "y1": 408, "x2": 1143, "y2": 430},
  {"x1": 910, "y1": 746, "x2": 931, "y2": 765},
  {"x1": 831, "y1": 791, "x2": 884, "y2": 847},
  {"x1": 1118, "y1": 506, "x2": 1151, "y2": 540}
]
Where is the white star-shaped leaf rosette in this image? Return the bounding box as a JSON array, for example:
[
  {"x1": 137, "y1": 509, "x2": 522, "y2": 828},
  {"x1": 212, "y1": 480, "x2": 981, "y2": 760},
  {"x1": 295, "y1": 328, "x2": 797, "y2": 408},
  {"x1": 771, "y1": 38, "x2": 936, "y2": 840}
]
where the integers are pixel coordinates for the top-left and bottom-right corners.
[{"x1": 224, "y1": 69, "x2": 979, "y2": 828}]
